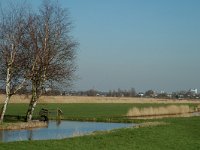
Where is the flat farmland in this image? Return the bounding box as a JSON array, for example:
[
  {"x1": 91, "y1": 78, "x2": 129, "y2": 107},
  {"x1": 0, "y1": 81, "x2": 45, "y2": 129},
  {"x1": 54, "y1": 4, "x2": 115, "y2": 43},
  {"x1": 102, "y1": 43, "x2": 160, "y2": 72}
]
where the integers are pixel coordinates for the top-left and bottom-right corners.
[
  {"x1": 0, "y1": 95, "x2": 199, "y2": 121},
  {"x1": 3, "y1": 103, "x2": 199, "y2": 121}
]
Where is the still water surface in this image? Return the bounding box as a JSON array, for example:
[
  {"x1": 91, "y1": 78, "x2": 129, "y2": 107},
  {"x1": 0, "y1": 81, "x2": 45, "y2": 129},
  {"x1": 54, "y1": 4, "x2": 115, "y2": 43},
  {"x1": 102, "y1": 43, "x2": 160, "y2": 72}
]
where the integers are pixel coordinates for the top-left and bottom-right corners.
[{"x1": 0, "y1": 121, "x2": 135, "y2": 142}]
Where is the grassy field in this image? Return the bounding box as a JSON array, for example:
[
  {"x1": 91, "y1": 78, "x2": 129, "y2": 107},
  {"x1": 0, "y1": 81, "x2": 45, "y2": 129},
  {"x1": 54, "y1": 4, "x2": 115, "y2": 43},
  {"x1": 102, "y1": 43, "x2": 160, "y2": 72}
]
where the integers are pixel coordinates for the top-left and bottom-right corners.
[
  {"x1": 2, "y1": 103, "x2": 199, "y2": 122},
  {"x1": 0, "y1": 116, "x2": 200, "y2": 150}
]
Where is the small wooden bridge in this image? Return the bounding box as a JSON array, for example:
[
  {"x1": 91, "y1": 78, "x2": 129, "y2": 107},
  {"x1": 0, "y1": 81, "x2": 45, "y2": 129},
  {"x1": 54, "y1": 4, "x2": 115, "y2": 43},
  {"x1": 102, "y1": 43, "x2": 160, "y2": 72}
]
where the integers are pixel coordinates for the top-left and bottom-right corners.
[{"x1": 39, "y1": 108, "x2": 63, "y2": 121}]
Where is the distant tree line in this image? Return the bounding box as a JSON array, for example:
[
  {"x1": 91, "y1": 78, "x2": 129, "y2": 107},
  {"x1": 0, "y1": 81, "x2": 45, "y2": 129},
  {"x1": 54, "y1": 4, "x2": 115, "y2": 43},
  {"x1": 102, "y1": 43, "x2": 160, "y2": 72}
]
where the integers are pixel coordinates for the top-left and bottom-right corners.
[
  {"x1": 60, "y1": 89, "x2": 200, "y2": 99},
  {"x1": 1, "y1": 87, "x2": 199, "y2": 100}
]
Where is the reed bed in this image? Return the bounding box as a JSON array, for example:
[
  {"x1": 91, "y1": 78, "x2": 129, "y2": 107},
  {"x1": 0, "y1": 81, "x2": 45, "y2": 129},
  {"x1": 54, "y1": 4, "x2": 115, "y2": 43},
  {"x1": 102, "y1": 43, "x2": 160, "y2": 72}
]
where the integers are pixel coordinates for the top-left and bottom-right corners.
[{"x1": 126, "y1": 105, "x2": 194, "y2": 117}]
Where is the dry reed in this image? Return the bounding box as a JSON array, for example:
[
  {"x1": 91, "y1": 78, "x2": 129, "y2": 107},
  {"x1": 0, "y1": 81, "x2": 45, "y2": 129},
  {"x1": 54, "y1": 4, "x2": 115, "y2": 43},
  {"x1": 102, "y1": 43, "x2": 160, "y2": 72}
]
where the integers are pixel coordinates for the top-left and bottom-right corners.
[
  {"x1": 1, "y1": 94, "x2": 200, "y2": 104},
  {"x1": 134, "y1": 122, "x2": 169, "y2": 128},
  {"x1": 0, "y1": 121, "x2": 47, "y2": 130},
  {"x1": 126, "y1": 105, "x2": 194, "y2": 117}
]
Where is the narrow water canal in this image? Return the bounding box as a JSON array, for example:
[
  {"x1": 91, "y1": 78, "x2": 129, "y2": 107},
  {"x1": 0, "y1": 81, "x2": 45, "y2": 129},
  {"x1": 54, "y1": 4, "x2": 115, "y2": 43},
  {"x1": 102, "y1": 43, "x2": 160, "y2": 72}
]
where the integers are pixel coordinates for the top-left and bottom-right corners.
[{"x1": 0, "y1": 121, "x2": 135, "y2": 142}]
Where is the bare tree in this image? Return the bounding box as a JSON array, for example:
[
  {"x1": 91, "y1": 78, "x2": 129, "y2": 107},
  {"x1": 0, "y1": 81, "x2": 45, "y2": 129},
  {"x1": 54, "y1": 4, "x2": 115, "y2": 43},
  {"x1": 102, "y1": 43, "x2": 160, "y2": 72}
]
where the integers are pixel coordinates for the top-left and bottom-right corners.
[
  {"x1": 144, "y1": 90, "x2": 155, "y2": 97},
  {"x1": 0, "y1": 3, "x2": 30, "y2": 123},
  {"x1": 25, "y1": 1, "x2": 77, "y2": 121}
]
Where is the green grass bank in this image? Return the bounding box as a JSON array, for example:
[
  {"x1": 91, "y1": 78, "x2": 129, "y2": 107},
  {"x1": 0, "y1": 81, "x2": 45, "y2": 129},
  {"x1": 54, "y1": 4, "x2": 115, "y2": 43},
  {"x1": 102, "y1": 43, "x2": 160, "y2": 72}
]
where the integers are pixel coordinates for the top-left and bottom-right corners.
[{"x1": 0, "y1": 116, "x2": 199, "y2": 150}]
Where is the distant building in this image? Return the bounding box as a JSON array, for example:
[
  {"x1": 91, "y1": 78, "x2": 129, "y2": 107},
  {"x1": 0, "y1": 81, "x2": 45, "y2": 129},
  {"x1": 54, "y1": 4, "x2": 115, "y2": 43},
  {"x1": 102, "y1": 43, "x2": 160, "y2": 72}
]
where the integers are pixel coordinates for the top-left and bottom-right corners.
[
  {"x1": 138, "y1": 92, "x2": 144, "y2": 97},
  {"x1": 160, "y1": 90, "x2": 165, "y2": 94},
  {"x1": 190, "y1": 89, "x2": 198, "y2": 94},
  {"x1": 45, "y1": 87, "x2": 52, "y2": 92}
]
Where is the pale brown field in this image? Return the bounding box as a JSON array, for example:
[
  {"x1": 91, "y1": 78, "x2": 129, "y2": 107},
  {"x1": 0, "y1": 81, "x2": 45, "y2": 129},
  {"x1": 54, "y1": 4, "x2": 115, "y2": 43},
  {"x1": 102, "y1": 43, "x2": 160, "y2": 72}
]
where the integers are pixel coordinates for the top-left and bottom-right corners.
[
  {"x1": 126, "y1": 105, "x2": 194, "y2": 117},
  {"x1": 0, "y1": 94, "x2": 200, "y2": 104},
  {"x1": 126, "y1": 104, "x2": 200, "y2": 119}
]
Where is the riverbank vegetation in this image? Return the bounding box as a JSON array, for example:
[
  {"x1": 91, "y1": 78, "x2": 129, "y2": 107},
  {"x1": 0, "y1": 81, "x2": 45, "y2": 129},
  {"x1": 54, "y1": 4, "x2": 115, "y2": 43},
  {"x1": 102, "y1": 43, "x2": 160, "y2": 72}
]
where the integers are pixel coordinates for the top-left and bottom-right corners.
[
  {"x1": 0, "y1": 121, "x2": 47, "y2": 130},
  {"x1": 126, "y1": 105, "x2": 196, "y2": 117}
]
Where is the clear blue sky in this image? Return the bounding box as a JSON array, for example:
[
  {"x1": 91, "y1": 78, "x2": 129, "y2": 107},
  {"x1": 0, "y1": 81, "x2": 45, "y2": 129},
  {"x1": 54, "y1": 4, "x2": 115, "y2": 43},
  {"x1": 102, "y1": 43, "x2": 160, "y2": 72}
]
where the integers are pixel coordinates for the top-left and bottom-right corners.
[{"x1": 4, "y1": 0, "x2": 200, "y2": 92}]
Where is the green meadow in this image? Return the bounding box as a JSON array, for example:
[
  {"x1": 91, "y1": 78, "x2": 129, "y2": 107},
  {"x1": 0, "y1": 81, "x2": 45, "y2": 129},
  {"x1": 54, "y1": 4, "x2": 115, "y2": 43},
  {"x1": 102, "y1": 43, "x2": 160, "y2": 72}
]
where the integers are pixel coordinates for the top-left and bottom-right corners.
[{"x1": 3, "y1": 103, "x2": 198, "y2": 121}]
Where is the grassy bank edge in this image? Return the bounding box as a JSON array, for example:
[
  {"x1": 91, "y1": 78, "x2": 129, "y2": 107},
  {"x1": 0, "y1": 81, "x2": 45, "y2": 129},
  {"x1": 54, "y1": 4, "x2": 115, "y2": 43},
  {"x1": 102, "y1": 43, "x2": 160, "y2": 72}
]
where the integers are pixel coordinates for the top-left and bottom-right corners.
[
  {"x1": 1, "y1": 116, "x2": 200, "y2": 150},
  {"x1": 0, "y1": 121, "x2": 47, "y2": 130}
]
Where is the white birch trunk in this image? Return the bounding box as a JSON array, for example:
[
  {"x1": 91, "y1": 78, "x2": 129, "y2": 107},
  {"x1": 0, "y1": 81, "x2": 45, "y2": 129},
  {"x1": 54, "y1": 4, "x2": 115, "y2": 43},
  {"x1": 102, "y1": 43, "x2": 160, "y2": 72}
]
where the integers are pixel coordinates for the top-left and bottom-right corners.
[
  {"x1": 0, "y1": 67, "x2": 11, "y2": 123},
  {"x1": 26, "y1": 99, "x2": 37, "y2": 122},
  {"x1": 26, "y1": 81, "x2": 38, "y2": 122}
]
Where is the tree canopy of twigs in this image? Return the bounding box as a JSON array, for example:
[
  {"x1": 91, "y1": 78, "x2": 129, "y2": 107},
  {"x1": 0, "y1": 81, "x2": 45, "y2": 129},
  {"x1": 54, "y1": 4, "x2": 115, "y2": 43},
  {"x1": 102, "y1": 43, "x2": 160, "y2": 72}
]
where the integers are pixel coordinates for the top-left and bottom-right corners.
[
  {"x1": 0, "y1": 0, "x2": 77, "y2": 122},
  {"x1": 25, "y1": 0, "x2": 77, "y2": 121}
]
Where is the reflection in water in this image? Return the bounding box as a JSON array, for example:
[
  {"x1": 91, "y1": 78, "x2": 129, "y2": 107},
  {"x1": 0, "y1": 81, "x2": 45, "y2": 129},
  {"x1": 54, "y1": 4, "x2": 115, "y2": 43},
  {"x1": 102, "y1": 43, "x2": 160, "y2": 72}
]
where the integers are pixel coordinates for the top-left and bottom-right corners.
[
  {"x1": 0, "y1": 121, "x2": 135, "y2": 142},
  {"x1": 27, "y1": 130, "x2": 33, "y2": 141},
  {"x1": 0, "y1": 130, "x2": 3, "y2": 142},
  {"x1": 56, "y1": 120, "x2": 61, "y2": 126}
]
